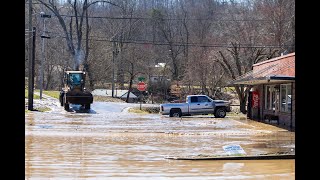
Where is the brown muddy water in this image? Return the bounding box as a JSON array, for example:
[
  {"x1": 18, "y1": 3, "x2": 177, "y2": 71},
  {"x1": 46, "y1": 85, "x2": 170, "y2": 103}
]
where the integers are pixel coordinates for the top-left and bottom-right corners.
[{"x1": 25, "y1": 102, "x2": 295, "y2": 179}]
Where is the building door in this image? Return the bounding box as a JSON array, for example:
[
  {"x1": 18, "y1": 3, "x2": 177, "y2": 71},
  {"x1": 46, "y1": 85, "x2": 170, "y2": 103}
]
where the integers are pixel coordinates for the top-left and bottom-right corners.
[
  {"x1": 272, "y1": 85, "x2": 280, "y2": 114},
  {"x1": 265, "y1": 85, "x2": 280, "y2": 114}
]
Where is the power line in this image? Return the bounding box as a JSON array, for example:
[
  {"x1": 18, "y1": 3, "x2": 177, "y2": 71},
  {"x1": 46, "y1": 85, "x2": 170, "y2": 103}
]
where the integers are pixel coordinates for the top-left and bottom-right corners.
[
  {"x1": 109, "y1": 40, "x2": 294, "y2": 48},
  {"x1": 43, "y1": 34, "x2": 293, "y2": 49},
  {"x1": 56, "y1": 14, "x2": 289, "y2": 22},
  {"x1": 26, "y1": 4, "x2": 292, "y2": 22}
]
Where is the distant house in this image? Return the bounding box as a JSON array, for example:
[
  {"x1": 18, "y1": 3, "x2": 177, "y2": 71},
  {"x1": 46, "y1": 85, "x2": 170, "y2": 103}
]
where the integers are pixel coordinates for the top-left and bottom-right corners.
[
  {"x1": 119, "y1": 92, "x2": 138, "y2": 103},
  {"x1": 149, "y1": 75, "x2": 170, "y2": 83},
  {"x1": 230, "y1": 53, "x2": 295, "y2": 131},
  {"x1": 92, "y1": 89, "x2": 138, "y2": 103}
]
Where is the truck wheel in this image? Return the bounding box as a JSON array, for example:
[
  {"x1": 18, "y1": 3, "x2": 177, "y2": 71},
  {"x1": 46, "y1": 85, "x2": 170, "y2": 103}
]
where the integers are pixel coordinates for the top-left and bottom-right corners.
[
  {"x1": 214, "y1": 108, "x2": 226, "y2": 118},
  {"x1": 170, "y1": 109, "x2": 182, "y2": 117},
  {"x1": 64, "y1": 103, "x2": 69, "y2": 111},
  {"x1": 85, "y1": 104, "x2": 90, "y2": 110}
]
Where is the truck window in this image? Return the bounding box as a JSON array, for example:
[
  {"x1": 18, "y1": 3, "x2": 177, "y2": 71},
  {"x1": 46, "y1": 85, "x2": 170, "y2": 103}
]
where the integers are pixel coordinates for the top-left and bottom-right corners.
[
  {"x1": 198, "y1": 96, "x2": 211, "y2": 102},
  {"x1": 190, "y1": 97, "x2": 198, "y2": 103}
]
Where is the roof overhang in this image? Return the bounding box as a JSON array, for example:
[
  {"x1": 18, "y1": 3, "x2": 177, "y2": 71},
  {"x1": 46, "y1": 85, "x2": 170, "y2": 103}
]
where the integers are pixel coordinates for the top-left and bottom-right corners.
[{"x1": 230, "y1": 75, "x2": 295, "y2": 86}]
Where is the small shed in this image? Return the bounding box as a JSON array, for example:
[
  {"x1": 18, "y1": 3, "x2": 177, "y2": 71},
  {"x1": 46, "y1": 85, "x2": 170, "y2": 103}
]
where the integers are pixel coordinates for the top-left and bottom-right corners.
[
  {"x1": 119, "y1": 92, "x2": 138, "y2": 103},
  {"x1": 92, "y1": 89, "x2": 138, "y2": 102}
]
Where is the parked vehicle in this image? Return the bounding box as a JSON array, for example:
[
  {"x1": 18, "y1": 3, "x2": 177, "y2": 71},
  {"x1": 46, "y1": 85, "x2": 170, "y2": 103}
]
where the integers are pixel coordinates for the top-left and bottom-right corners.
[{"x1": 159, "y1": 95, "x2": 231, "y2": 118}]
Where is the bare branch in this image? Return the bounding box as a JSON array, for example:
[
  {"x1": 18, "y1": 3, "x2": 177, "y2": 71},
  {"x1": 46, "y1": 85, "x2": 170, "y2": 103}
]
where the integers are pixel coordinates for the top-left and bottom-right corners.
[{"x1": 218, "y1": 51, "x2": 236, "y2": 80}]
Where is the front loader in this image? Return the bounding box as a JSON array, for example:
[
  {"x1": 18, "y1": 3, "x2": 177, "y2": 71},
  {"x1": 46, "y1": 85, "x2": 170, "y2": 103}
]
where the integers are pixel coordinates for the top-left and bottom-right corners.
[{"x1": 59, "y1": 71, "x2": 93, "y2": 111}]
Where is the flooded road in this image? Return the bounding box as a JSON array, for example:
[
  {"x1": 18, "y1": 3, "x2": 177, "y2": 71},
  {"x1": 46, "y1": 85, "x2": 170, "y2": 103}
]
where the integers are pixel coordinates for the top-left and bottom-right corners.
[{"x1": 25, "y1": 101, "x2": 295, "y2": 179}]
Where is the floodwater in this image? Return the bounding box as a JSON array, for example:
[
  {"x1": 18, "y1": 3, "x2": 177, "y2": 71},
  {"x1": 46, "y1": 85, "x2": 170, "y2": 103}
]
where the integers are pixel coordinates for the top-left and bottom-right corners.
[{"x1": 25, "y1": 101, "x2": 295, "y2": 179}]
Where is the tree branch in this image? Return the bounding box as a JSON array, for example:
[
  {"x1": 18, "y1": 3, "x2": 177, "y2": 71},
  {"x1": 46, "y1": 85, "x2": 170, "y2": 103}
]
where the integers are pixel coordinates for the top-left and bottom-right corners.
[
  {"x1": 218, "y1": 51, "x2": 236, "y2": 79},
  {"x1": 38, "y1": 0, "x2": 75, "y2": 55},
  {"x1": 84, "y1": 0, "x2": 90, "y2": 64},
  {"x1": 86, "y1": 0, "x2": 123, "y2": 11}
]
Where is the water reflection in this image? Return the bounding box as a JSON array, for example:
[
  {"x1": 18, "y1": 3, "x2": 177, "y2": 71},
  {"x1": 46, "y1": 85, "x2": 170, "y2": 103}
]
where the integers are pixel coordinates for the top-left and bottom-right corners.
[
  {"x1": 25, "y1": 102, "x2": 294, "y2": 179},
  {"x1": 25, "y1": 132, "x2": 294, "y2": 179},
  {"x1": 223, "y1": 162, "x2": 245, "y2": 172}
]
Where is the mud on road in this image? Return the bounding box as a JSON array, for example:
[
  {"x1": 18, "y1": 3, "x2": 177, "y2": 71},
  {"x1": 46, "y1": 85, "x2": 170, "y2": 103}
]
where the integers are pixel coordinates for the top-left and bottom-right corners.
[{"x1": 25, "y1": 98, "x2": 295, "y2": 179}]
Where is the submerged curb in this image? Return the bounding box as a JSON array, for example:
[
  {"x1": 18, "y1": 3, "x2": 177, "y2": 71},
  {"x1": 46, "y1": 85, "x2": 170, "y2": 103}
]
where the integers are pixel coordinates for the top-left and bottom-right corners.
[{"x1": 166, "y1": 154, "x2": 295, "y2": 160}]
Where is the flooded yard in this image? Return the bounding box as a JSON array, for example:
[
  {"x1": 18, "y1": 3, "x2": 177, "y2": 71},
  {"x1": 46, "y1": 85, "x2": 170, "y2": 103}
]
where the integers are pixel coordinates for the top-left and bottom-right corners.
[{"x1": 25, "y1": 102, "x2": 295, "y2": 179}]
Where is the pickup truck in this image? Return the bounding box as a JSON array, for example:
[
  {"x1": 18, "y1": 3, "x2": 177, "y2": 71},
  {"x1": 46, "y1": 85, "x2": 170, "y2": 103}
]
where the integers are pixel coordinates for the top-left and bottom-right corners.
[{"x1": 159, "y1": 95, "x2": 231, "y2": 118}]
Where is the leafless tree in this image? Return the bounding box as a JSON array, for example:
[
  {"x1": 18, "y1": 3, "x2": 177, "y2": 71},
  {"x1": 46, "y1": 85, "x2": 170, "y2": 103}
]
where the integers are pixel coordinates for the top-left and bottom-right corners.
[
  {"x1": 37, "y1": 0, "x2": 123, "y2": 88},
  {"x1": 26, "y1": 0, "x2": 295, "y2": 105},
  {"x1": 120, "y1": 45, "x2": 150, "y2": 102},
  {"x1": 216, "y1": 42, "x2": 277, "y2": 113},
  {"x1": 213, "y1": 0, "x2": 285, "y2": 113},
  {"x1": 151, "y1": 8, "x2": 185, "y2": 80}
]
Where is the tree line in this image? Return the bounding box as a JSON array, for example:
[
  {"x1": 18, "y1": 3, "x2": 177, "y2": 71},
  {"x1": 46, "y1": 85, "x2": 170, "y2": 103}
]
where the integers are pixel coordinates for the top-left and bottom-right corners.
[{"x1": 25, "y1": 0, "x2": 295, "y2": 113}]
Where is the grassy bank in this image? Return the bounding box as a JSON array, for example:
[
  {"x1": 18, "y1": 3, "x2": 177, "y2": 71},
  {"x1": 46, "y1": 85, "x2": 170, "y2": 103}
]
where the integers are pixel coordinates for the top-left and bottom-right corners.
[
  {"x1": 25, "y1": 89, "x2": 60, "y2": 99},
  {"x1": 25, "y1": 90, "x2": 40, "y2": 99},
  {"x1": 25, "y1": 107, "x2": 51, "y2": 113},
  {"x1": 35, "y1": 107, "x2": 51, "y2": 112},
  {"x1": 129, "y1": 106, "x2": 160, "y2": 114},
  {"x1": 43, "y1": 90, "x2": 60, "y2": 99},
  {"x1": 94, "y1": 96, "x2": 125, "y2": 102},
  {"x1": 34, "y1": 90, "x2": 60, "y2": 99}
]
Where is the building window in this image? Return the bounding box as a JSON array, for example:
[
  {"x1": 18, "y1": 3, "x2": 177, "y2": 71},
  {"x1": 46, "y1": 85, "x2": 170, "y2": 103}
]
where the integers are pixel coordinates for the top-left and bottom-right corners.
[
  {"x1": 265, "y1": 86, "x2": 270, "y2": 110},
  {"x1": 264, "y1": 85, "x2": 280, "y2": 111},
  {"x1": 280, "y1": 84, "x2": 292, "y2": 112}
]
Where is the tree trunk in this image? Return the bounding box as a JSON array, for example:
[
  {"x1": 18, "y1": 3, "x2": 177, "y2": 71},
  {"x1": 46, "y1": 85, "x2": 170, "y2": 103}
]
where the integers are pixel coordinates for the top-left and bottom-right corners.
[
  {"x1": 126, "y1": 61, "x2": 135, "y2": 103},
  {"x1": 234, "y1": 85, "x2": 250, "y2": 114},
  {"x1": 45, "y1": 74, "x2": 51, "y2": 90},
  {"x1": 239, "y1": 96, "x2": 247, "y2": 114},
  {"x1": 126, "y1": 75, "x2": 134, "y2": 103},
  {"x1": 84, "y1": 63, "x2": 94, "y2": 90}
]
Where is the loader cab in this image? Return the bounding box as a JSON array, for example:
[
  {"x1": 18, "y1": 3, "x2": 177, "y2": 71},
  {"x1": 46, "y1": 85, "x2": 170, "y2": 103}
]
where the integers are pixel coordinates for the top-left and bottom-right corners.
[
  {"x1": 64, "y1": 71, "x2": 86, "y2": 90},
  {"x1": 69, "y1": 73, "x2": 82, "y2": 85}
]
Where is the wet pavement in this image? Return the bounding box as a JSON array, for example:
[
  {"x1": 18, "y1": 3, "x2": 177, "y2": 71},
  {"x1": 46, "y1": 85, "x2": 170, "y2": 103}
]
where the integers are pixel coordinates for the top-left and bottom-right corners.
[{"x1": 25, "y1": 100, "x2": 295, "y2": 179}]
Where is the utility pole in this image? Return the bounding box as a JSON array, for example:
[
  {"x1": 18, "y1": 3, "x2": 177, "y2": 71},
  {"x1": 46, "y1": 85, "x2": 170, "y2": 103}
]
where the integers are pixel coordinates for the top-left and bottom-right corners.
[
  {"x1": 32, "y1": 27, "x2": 36, "y2": 90},
  {"x1": 112, "y1": 40, "x2": 115, "y2": 97},
  {"x1": 111, "y1": 34, "x2": 120, "y2": 97},
  {"x1": 39, "y1": 12, "x2": 51, "y2": 99},
  {"x1": 28, "y1": 27, "x2": 36, "y2": 110},
  {"x1": 28, "y1": 0, "x2": 34, "y2": 110}
]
